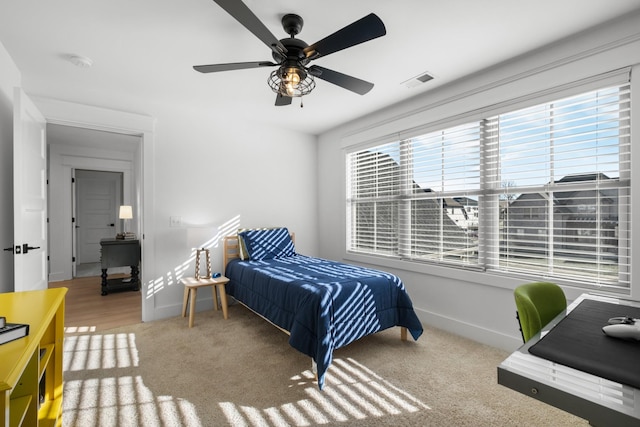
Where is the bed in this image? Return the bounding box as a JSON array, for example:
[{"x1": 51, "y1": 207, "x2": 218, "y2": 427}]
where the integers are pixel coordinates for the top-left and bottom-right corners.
[{"x1": 223, "y1": 227, "x2": 423, "y2": 389}]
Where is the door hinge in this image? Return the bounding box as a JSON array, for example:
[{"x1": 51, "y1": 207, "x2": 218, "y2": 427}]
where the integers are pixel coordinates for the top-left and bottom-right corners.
[
  {"x1": 72, "y1": 256, "x2": 76, "y2": 262},
  {"x1": 72, "y1": 177, "x2": 75, "y2": 183},
  {"x1": 72, "y1": 217, "x2": 75, "y2": 223}
]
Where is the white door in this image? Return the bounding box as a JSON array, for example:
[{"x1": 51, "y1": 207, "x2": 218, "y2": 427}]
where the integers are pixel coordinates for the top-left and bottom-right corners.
[
  {"x1": 13, "y1": 88, "x2": 47, "y2": 292},
  {"x1": 71, "y1": 169, "x2": 77, "y2": 277},
  {"x1": 76, "y1": 170, "x2": 121, "y2": 263}
]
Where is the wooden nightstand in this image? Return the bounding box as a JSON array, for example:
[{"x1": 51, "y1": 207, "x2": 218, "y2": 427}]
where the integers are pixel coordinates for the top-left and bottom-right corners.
[{"x1": 181, "y1": 276, "x2": 230, "y2": 327}]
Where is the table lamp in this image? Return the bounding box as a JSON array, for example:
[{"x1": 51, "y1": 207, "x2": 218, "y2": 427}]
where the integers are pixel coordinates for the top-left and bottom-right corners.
[{"x1": 118, "y1": 205, "x2": 134, "y2": 239}]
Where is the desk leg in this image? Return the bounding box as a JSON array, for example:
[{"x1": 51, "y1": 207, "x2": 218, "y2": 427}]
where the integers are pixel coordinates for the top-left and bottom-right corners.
[{"x1": 101, "y1": 269, "x2": 108, "y2": 296}]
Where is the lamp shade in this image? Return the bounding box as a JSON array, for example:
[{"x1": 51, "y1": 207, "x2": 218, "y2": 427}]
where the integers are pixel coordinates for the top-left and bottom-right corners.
[{"x1": 119, "y1": 205, "x2": 133, "y2": 220}]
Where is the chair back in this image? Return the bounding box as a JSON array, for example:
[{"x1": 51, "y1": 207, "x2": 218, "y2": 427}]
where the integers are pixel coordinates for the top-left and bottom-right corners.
[{"x1": 514, "y1": 282, "x2": 566, "y2": 342}]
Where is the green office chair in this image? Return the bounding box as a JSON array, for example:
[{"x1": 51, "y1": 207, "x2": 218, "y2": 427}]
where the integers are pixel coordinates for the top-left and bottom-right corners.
[{"x1": 514, "y1": 282, "x2": 567, "y2": 343}]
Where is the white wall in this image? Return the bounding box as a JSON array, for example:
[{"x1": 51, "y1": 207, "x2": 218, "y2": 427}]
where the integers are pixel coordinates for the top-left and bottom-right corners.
[
  {"x1": 145, "y1": 103, "x2": 318, "y2": 319},
  {"x1": 318, "y1": 11, "x2": 640, "y2": 351},
  {"x1": 0, "y1": 40, "x2": 21, "y2": 293},
  {"x1": 37, "y1": 98, "x2": 318, "y2": 322}
]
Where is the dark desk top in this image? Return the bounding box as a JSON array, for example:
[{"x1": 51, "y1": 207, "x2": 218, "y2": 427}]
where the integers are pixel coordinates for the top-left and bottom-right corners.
[
  {"x1": 498, "y1": 294, "x2": 640, "y2": 426},
  {"x1": 529, "y1": 298, "x2": 640, "y2": 389}
]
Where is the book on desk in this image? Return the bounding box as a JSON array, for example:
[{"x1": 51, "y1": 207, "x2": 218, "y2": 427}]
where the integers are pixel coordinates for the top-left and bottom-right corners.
[{"x1": 0, "y1": 320, "x2": 29, "y2": 345}]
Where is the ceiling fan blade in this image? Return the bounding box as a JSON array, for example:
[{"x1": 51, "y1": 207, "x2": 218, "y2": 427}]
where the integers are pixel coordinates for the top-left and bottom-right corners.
[
  {"x1": 213, "y1": 0, "x2": 287, "y2": 55},
  {"x1": 303, "y1": 13, "x2": 386, "y2": 59},
  {"x1": 275, "y1": 94, "x2": 293, "y2": 106},
  {"x1": 193, "y1": 61, "x2": 277, "y2": 73},
  {"x1": 308, "y1": 65, "x2": 374, "y2": 95}
]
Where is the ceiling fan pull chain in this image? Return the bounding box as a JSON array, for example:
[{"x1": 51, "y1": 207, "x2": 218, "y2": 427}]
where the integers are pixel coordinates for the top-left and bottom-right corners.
[{"x1": 300, "y1": 97, "x2": 304, "y2": 108}]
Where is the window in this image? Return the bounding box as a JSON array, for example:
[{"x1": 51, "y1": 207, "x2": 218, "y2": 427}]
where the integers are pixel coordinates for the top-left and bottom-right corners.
[{"x1": 347, "y1": 81, "x2": 631, "y2": 290}]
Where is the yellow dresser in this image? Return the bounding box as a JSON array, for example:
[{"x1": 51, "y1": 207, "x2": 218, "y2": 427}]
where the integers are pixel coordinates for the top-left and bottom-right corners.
[{"x1": 0, "y1": 288, "x2": 67, "y2": 427}]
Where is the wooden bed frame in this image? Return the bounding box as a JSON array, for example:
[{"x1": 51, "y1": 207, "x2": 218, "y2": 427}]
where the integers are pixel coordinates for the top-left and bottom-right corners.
[{"x1": 222, "y1": 233, "x2": 408, "y2": 341}]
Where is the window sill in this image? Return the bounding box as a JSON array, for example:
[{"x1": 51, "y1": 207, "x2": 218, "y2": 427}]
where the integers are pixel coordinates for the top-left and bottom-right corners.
[{"x1": 342, "y1": 251, "x2": 631, "y2": 298}]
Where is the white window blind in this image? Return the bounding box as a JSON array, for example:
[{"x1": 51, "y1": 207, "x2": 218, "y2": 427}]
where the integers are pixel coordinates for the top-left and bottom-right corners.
[
  {"x1": 485, "y1": 84, "x2": 631, "y2": 288},
  {"x1": 347, "y1": 123, "x2": 483, "y2": 267},
  {"x1": 402, "y1": 123, "x2": 481, "y2": 265},
  {"x1": 347, "y1": 80, "x2": 631, "y2": 289},
  {"x1": 347, "y1": 142, "x2": 402, "y2": 256}
]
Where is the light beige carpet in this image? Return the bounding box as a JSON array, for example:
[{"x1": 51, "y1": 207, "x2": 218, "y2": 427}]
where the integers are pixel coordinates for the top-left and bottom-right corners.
[{"x1": 62, "y1": 304, "x2": 588, "y2": 426}]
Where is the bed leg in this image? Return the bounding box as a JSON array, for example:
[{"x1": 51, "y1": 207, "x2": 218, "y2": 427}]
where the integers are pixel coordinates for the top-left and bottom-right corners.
[
  {"x1": 311, "y1": 358, "x2": 318, "y2": 380},
  {"x1": 401, "y1": 327, "x2": 408, "y2": 341}
]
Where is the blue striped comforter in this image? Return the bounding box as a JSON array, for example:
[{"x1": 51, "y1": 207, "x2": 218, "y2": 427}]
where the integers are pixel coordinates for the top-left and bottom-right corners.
[{"x1": 225, "y1": 255, "x2": 423, "y2": 389}]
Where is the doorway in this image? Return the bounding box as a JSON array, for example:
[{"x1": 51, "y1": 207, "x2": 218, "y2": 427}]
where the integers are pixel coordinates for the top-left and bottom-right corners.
[
  {"x1": 74, "y1": 169, "x2": 125, "y2": 278},
  {"x1": 38, "y1": 98, "x2": 155, "y2": 324},
  {"x1": 48, "y1": 123, "x2": 139, "y2": 281},
  {"x1": 47, "y1": 123, "x2": 143, "y2": 328}
]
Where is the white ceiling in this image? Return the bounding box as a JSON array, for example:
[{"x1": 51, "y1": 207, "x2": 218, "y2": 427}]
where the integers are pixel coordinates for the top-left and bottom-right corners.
[{"x1": 2, "y1": 0, "x2": 640, "y2": 138}]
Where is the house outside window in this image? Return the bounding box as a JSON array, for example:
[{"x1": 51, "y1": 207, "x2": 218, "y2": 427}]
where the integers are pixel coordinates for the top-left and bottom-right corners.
[{"x1": 346, "y1": 80, "x2": 631, "y2": 291}]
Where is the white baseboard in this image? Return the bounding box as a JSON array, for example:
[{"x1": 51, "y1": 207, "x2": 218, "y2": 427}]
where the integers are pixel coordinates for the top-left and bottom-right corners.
[
  {"x1": 150, "y1": 298, "x2": 522, "y2": 352},
  {"x1": 48, "y1": 272, "x2": 69, "y2": 282},
  {"x1": 414, "y1": 307, "x2": 522, "y2": 353},
  {"x1": 151, "y1": 295, "x2": 223, "y2": 322}
]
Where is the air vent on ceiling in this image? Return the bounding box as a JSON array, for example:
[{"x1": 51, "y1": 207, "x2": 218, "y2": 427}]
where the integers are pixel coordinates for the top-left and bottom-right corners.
[{"x1": 402, "y1": 71, "x2": 434, "y2": 89}]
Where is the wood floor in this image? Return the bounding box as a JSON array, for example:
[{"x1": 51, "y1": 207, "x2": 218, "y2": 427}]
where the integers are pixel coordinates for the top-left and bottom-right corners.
[{"x1": 49, "y1": 274, "x2": 141, "y2": 333}]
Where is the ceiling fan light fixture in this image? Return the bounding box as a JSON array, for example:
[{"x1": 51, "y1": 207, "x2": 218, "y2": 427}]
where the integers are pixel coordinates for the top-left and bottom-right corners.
[
  {"x1": 268, "y1": 66, "x2": 315, "y2": 98},
  {"x1": 283, "y1": 67, "x2": 301, "y2": 95}
]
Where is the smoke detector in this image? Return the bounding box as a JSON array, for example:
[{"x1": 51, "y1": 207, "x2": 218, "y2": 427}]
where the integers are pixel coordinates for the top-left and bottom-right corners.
[{"x1": 68, "y1": 55, "x2": 93, "y2": 68}]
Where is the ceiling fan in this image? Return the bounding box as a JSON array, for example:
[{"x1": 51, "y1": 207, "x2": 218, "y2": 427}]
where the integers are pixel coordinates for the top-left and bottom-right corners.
[{"x1": 193, "y1": 0, "x2": 386, "y2": 106}]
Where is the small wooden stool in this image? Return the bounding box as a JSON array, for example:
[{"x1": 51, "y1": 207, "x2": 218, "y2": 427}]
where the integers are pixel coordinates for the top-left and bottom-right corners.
[{"x1": 181, "y1": 275, "x2": 230, "y2": 327}]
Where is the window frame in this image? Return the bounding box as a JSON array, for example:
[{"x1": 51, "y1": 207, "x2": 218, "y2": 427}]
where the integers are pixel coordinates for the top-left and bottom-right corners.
[{"x1": 345, "y1": 72, "x2": 631, "y2": 292}]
